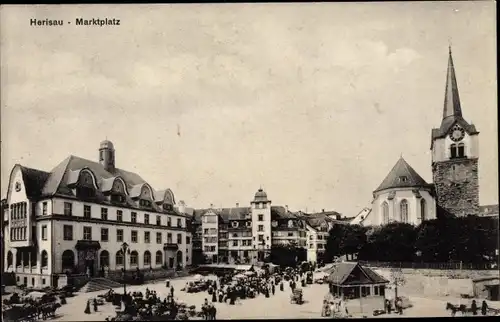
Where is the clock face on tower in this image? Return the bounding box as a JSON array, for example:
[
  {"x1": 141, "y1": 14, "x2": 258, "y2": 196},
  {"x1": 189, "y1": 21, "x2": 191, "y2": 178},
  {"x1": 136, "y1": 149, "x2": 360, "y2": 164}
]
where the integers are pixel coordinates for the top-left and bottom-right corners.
[{"x1": 449, "y1": 124, "x2": 465, "y2": 142}]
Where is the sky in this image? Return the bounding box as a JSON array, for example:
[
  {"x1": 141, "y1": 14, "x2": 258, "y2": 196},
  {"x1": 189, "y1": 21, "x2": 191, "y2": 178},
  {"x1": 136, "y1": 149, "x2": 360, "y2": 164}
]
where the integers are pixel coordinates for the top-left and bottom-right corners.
[{"x1": 0, "y1": 2, "x2": 497, "y2": 217}]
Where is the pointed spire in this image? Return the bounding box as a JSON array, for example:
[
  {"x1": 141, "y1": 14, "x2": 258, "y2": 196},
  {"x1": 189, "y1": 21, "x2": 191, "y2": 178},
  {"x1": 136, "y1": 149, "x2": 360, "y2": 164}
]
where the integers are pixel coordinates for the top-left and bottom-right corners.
[{"x1": 443, "y1": 46, "x2": 463, "y2": 120}]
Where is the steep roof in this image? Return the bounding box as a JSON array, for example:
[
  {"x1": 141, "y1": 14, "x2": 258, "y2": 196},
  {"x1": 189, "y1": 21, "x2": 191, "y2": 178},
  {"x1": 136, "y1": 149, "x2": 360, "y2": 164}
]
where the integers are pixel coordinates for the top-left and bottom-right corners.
[
  {"x1": 9, "y1": 155, "x2": 178, "y2": 215},
  {"x1": 19, "y1": 166, "x2": 51, "y2": 199},
  {"x1": 327, "y1": 262, "x2": 389, "y2": 285},
  {"x1": 374, "y1": 157, "x2": 429, "y2": 193},
  {"x1": 191, "y1": 205, "x2": 301, "y2": 223},
  {"x1": 431, "y1": 47, "x2": 479, "y2": 146}
]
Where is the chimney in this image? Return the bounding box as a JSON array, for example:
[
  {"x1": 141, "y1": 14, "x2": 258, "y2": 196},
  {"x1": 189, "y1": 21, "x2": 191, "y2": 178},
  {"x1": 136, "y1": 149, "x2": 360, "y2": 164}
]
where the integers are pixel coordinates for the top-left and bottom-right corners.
[
  {"x1": 210, "y1": 203, "x2": 214, "y2": 208},
  {"x1": 285, "y1": 205, "x2": 288, "y2": 212},
  {"x1": 236, "y1": 203, "x2": 239, "y2": 207},
  {"x1": 322, "y1": 209, "x2": 325, "y2": 213}
]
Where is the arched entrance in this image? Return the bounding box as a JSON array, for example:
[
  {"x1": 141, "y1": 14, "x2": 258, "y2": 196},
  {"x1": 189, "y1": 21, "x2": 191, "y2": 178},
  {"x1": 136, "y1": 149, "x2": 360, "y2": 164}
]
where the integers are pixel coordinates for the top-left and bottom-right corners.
[
  {"x1": 176, "y1": 250, "x2": 183, "y2": 269},
  {"x1": 99, "y1": 250, "x2": 109, "y2": 276},
  {"x1": 62, "y1": 250, "x2": 75, "y2": 272}
]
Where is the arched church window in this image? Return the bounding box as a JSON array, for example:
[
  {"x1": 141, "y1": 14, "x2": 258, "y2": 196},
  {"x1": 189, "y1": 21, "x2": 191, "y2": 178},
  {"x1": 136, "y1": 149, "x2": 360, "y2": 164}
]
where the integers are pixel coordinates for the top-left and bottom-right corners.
[
  {"x1": 400, "y1": 199, "x2": 409, "y2": 223},
  {"x1": 457, "y1": 143, "x2": 465, "y2": 158},
  {"x1": 420, "y1": 199, "x2": 427, "y2": 222},
  {"x1": 450, "y1": 144, "x2": 457, "y2": 159},
  {"x1": 381, "y1": 202, "x2": 389, "y2": 224}
]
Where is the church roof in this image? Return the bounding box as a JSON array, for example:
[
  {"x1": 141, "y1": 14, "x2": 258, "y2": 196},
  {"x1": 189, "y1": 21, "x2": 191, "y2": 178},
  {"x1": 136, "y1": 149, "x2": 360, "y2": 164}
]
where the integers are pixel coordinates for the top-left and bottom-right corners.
[
  {"x1": 374, "y1": 157, "x2": 429, "y2": 193},
  {"x1": 431, "y1": 47, "x2": 479, "y2": 147}
]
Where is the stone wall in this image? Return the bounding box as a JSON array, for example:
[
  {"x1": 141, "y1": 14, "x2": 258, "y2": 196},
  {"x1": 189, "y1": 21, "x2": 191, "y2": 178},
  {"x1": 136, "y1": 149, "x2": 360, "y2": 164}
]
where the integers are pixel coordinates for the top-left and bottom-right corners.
[
  {"x1": 373, "y1": 268, "x2": 498, "y2": 299},
  {"x1": 432, "y1": 158, "x2": 479, "y2": 216}
]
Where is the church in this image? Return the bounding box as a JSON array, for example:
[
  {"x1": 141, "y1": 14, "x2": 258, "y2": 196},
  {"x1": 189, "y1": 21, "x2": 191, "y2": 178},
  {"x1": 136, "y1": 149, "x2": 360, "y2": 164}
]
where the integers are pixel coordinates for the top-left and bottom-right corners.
[{"x1": 357, "y1": 47, "x2": 484, "y2": 226}]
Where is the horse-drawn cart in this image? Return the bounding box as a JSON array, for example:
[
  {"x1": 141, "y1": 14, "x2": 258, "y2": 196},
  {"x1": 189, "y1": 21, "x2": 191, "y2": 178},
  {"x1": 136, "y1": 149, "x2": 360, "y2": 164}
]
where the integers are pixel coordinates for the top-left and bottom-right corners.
[{"x1": 290, "y1": 288, "x2": 303, "y2": 305}]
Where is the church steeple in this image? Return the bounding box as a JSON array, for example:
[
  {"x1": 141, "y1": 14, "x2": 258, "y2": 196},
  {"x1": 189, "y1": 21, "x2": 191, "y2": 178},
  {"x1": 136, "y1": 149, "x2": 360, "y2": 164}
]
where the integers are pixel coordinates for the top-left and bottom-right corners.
[{"x1": 442, "y1": 46, "x2": 463, "y2": 121}]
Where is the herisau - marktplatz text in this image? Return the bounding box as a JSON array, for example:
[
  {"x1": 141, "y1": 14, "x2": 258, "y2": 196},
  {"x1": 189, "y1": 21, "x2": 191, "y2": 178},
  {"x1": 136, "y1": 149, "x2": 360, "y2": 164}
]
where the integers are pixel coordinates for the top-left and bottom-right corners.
[
  {"x1": 75, "y1": 18, "x2": 121, "y2": 26},
  {"x1": 30, "y1": 18, "x2": 121, "y2": 27}
]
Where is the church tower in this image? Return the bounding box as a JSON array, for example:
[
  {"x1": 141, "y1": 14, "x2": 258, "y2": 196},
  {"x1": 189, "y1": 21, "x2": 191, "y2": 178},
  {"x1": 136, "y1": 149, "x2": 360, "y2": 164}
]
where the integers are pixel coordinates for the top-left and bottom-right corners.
[{"x1": 431, "y1": 47, "x2": 480, "y2": 217}]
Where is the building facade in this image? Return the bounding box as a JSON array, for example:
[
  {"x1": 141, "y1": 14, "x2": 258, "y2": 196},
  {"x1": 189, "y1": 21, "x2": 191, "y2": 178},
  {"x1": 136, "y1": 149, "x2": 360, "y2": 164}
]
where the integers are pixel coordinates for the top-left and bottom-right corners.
[
  {"x1": 190, "y1": 189, "x2": 308, "y2": 265},
  {"x1": 3, "y1": 140, "x2": 192, "y2": 288}
]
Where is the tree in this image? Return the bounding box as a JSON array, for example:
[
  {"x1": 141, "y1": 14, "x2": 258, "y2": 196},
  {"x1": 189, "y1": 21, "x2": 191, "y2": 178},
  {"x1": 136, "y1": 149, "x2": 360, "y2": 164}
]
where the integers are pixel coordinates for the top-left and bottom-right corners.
[
  {"x1": 390, "y1": 268, "x2": 406, "y2": 299},
  {"x1": 365, "y1": 222, "x2": 418, "y2": 262}
]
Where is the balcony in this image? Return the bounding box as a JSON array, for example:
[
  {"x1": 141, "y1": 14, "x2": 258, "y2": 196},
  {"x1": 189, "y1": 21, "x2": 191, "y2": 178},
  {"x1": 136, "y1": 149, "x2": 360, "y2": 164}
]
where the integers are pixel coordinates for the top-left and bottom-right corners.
[{"x1": 163, "y1": 243, "x2": 179, "y2": 251}]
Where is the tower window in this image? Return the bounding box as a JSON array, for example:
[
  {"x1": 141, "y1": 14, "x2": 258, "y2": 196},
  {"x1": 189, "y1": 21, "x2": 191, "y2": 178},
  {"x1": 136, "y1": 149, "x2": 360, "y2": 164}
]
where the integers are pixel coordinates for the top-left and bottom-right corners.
[
  {"x1": 450, "y1": 143, "x2": 466, "y2": 159},
  {"x1": 457, "y1": 143, "x2": 465, "y2": 158},
  {"x1": 450, "y1": 144, "x2": 457, "y2": 158}
]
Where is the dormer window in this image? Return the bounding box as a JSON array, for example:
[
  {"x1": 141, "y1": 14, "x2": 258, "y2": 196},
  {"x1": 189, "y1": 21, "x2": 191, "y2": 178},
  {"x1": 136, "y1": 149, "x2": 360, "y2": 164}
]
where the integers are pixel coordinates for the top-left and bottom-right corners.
[
  {"x1": 288, "y1": 220, "x2": 294, "y2": 228},
  {"x1": 246, "y1": 221, "x2": 252, "y2": 228},
  {"x1": 232, "y1": 221, "x2": 239, "y2": 228},
  {"x1": 399, "y1": 176, "x2": 408, "y2": 183},
  {"x1": 163, "y1": 204, "x2": 173, "y2": 212},
  {"x1": 139, "y1": 199, "x2": 152, "y2": 208},
  {"x1": 111, "y1": 194, "x2": 125, "y2": 203}
]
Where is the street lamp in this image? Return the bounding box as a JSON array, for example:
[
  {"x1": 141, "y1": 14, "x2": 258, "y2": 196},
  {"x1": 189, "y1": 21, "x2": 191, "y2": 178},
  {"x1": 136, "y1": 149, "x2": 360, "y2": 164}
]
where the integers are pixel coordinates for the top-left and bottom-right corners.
[{"x1": 121, "y1": 242, "x2": 130, "y2": 295}]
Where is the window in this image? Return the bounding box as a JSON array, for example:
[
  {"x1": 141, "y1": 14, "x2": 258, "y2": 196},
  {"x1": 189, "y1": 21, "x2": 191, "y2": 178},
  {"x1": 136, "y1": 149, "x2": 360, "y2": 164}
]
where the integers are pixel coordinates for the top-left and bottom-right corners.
[
  {"x1": 115, "y1": 251, "x2": 124, "y2": 266},
  {"x1": 156, "y1": 251, "x2": 163, "y2": 265},
  {"x1": 84, "y1": 205, "x2": 91, "y2": 218},
  {"x1": 130, "y1": 251, "x2": 138, "y2": 266},
  {"x1": 42, "y1": 202, "x2": 47, "y2": 216},
  {"x1": 233, "y1": 240, "x2": 238, "y2": 246},
  {"x1": 258, "y1": 225, "x2": 264, "y2": 232},
  {"x1": 144, "y1": 231, "x2": 150, "y2": 243},
  {"x1": 140, "y1": 199, "x2": 152, "y2": 207},
  {"x1": 144, "y1": 214, "x2": 149, "y2": 225},
  {"x1": 400, "y1": 199, "x2": 409, "y2": 223},
  {"x1": 382, "y1": 201, "x2": 389, "y2": 224},
  {"x1": 167, "y1": 233, "x2": 172, "y2": 243},
  {"x1": 117, "y1": 210, "x2": 123, "y2": 222},
  {"x1": 131, "y1": 212, "x2": 137, "y2": 223},
  {"x1": 117, "y1": 229, "x2": 123, "y2": 242},
  {"x1": 101, "y1": 228, "x2": 109, "y2": 242},
  {"x1": 41, "y1": 251, "x2": 48, "y2": 267},
  {"x1": 458, "y1": 143, "x2": 465, "y2": 157},
  {"x1": 177, "y1": 233, "x2": 182, "y2": 244},
  {"x1": 204, "y1": 228, "x2": 209, "y2": 235},
  {"x1": 258, "y1": 214, "x2": 263, "y2": 221},
  {"x1": 232, "y1": 221, "x2": 239, "y2": 228},
  {"x1": 309, "y1": 243, "x2": 314, "y2": 248},
  {"x1": 83, "y1": 226, "x2": 92, "y2": 240},
  {"x1": 144, "y1": 251, "x2": 151, "y2": 266},
  {"x1": 258, "y1": 234, "x2": 264, "y2": 241},
  {"x1": 64, "y1": 202, "x2": 72, "y2": 216},
  {"x1": 156, "y1": 215, "x2": 161, "y2": 226},
  {"x1": 63, "y1": 225, "x2": 73, "y2": 241},
  {"x1": 450, "y1": 144, "x2": 457, "y2": 158},
  {"x1": 420, "y1": 199, "x2": 427, "y2": 222},
  {"x1": 177, "y1": 218, "x2": 182, "y2": 227},
  {"x1": 167, "y1": 217, "x2": 171, "y2": 227},
  {"x1": 101, "y1": 208, "x2": 108, "y2": 221},
  {"x1": 41, "y1": 225, "x2": 47, "y2": 240},
  {"x1": 399, "y1": 176, "x2": 408, "y2": 183},
  {"x1": 131, "y1": 230, "x2": 138, "y2": 243},
  {"x1": 156, "y1": 232, "x2": 162, "y2": 244},
  {"x1": 287, "y1": 232, "x2": 293, "y2": 237},
  {"x1": 186, "y1": 236, "x2": 191, "y2": 244}
]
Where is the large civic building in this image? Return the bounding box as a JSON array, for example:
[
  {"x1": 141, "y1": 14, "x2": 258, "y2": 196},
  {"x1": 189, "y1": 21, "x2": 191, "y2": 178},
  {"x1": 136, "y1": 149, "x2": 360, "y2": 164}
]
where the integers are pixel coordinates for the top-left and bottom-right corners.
[
  {"x1": 355, "y1": 47, "x2": 493, "y2": 226},
  {"x1": 2, "y1": 140, "x2": 192, "y2": 288}
]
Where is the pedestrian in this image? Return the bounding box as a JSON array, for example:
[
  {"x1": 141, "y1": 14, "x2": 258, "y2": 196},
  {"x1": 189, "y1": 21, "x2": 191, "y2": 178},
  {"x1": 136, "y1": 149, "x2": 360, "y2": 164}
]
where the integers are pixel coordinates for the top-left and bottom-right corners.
[
  {"x1": 271, "y1": 283, "x2": 275, "y2": 295},
  {"x1": 211, "y1": 289, "x2": 217, "y2": 302},
  {"x1": 280, "y1": 281, "x2": 284, "y2": 292},
  {"x1": 84, "y1": 300, "x2": 91, "y2": 314},
  {"x1": 93, "y1": 298, "x2": 98, "y2": 312},
  {"x1": 471, "y1": 300, "x2": 478, "y2": 316},
  {"x1": 481, "y1": 300, "x2": 488, "y2": 316},
  {"x1": 170, "y1": 285, "x2": 175, "y2": 297}
]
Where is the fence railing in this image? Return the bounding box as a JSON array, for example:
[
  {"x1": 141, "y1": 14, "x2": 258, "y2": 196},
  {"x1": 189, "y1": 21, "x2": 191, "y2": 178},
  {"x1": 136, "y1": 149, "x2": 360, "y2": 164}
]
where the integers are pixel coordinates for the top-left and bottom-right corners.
[{"x1": 357, "y1": 260, "x2": 497, "y2": 270}]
